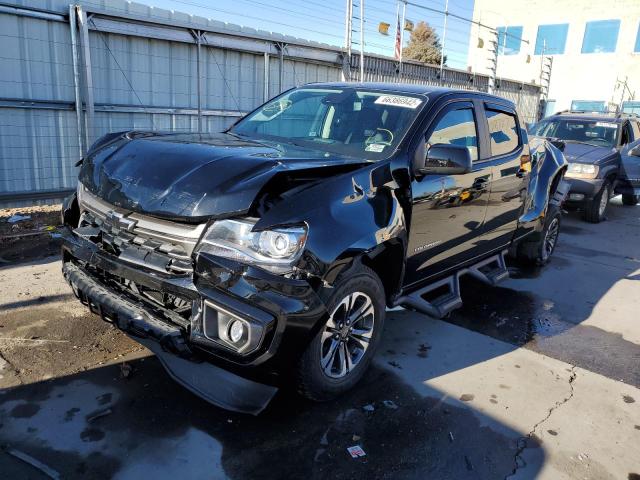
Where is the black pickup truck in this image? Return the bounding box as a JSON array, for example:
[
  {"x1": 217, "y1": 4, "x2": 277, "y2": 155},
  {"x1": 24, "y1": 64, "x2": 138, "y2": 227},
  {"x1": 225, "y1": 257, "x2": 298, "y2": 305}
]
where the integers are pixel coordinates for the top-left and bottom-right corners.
[{"x1": 61, "y1": 83, "x2": 567, "y2": 414}]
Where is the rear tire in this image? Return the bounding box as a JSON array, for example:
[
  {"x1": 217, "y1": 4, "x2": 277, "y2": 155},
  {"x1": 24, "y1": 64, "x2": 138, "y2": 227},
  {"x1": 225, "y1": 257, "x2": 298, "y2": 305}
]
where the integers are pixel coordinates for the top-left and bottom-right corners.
[
  {"x1": 517, "y1": 205, "x2": 561, "y2": 266},
  {"x1": 296, "y1": 264, "x2": 385, "y2": 402},
  {"x1": 583, "y1": 181, "x2": 611, "y2": 223},
  {"x1": 622, "y1": 194, "x2": 639, "y2": 206}
]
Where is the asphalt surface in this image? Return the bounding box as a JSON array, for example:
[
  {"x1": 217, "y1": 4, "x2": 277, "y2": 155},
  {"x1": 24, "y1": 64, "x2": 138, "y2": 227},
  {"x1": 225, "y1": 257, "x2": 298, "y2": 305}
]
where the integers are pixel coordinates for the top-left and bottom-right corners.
[{"x1": 0, "y1": 198, "x2": 639, "y2": 479}]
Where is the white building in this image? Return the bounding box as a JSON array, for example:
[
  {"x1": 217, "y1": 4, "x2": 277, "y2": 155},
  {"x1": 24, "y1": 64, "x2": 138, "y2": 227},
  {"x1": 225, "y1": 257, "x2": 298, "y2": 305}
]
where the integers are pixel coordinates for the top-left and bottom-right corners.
[{"x1": 467, "y1": 0, "x2": 640, "y2": 118}]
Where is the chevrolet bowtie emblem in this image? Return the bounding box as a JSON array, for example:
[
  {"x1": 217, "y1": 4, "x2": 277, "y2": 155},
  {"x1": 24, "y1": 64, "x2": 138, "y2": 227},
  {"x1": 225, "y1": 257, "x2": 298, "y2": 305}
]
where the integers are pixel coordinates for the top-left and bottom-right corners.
[{"x1": 105, "y1": 210, "x2": 137, "y2": 232}]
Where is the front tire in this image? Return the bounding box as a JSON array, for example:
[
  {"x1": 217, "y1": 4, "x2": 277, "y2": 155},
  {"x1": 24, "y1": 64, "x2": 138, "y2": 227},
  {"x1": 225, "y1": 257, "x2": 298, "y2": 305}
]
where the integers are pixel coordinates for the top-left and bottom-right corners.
[
  {"x1": 296, "y1": 264, "x2": 385, "y2": 401},
  {"x1": 622, "y1": 194, "x2": 639, "y2": 206},
  {"x1": 517, "y1": 204, "x2": 561, "y2": 266},
  {"x1": 583, "y1": 181, "x2": 611, "y2": 223}
]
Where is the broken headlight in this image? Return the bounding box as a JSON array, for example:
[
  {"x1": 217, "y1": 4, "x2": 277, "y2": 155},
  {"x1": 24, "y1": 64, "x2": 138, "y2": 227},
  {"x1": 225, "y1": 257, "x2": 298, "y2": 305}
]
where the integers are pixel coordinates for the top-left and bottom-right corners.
[{"x1": 196, "y1": 218, "x2": 307, "y2": 274}]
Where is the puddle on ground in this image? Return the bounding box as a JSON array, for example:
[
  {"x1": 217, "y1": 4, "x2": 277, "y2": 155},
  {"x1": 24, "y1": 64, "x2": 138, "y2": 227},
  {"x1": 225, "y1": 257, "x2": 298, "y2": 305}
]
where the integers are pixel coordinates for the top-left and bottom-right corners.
[{"x1": 506, "y1": 255, "x2": 572, "y2": 280}]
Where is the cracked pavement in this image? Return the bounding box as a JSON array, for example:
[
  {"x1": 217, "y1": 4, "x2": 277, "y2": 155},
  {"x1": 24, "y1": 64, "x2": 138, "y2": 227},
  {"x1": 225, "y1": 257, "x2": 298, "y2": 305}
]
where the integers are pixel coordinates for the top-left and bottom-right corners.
[{"x1": 0, "y1": 199, "x2": 639, "y2": 479}]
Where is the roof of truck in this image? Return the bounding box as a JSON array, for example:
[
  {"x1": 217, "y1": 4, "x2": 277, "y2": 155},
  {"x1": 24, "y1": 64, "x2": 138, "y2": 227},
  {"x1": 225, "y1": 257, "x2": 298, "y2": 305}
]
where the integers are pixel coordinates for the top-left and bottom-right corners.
[{"x1": 304, "y1": 82, "x2": 513, "y2": 104}]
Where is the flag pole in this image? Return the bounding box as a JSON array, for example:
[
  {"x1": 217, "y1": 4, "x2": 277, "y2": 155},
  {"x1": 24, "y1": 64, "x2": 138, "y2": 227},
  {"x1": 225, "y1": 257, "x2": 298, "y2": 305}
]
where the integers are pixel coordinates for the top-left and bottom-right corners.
[{"x1": 399, "y1": 0, "x2": 406, "y2": 72}]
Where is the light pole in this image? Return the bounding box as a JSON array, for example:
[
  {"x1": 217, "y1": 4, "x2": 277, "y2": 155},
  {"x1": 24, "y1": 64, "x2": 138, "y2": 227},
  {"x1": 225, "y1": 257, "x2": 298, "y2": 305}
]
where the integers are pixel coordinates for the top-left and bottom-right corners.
[{"x1": 439, "y1": 0, "x2": 448, "y2": 84}]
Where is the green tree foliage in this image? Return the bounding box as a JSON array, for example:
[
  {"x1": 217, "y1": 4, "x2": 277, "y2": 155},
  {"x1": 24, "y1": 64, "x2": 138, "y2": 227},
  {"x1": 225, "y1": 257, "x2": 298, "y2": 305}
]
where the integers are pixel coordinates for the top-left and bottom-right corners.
[{"x1": 403, "y1": 21, "x2": 446, "y2": 66}]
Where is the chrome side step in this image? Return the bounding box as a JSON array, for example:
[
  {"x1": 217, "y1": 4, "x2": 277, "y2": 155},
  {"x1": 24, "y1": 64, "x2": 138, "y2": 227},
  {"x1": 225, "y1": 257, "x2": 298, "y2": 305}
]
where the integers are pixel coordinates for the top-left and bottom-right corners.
[{"x1": 395, "y1": 250, "x2": 509, "y2": 318}]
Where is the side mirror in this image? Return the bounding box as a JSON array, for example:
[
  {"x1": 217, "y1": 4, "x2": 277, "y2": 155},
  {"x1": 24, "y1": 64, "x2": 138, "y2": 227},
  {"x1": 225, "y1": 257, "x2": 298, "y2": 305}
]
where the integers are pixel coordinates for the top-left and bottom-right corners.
[
  {"x1": 417, "y1": 143, "x2": 472, "y2": 175},
  {"x1": 630, "y1": 145, "x2": 640, "y2": 157}
]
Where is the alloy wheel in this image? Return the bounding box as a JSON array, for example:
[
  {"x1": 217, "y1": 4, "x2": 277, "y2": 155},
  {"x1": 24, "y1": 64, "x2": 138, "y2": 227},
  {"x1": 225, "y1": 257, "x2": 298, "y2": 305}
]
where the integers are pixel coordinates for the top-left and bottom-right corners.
[
  {"x1": 541, "y1": 217, "x2": 559, "y2": 261},
  {"x1": 320, "y1": 292, "x2": 375, "y2": 379},
  {"x1": 598, "y1": 185, "x2": 610, "y2": 217}
]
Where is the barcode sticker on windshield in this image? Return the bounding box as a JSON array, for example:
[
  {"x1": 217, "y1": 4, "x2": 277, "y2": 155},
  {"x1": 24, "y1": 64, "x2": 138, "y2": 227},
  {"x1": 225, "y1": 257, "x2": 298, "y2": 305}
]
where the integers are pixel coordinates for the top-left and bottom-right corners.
[
  {"x1": 595, "y1": 122, "x2": 617, "y2": 129},
  {"x1": 365, "y1": 143, "x2": 386, "y2": 152},
  {"x1": 375, "y1": 95, "x2": 423, "y2": 109}
]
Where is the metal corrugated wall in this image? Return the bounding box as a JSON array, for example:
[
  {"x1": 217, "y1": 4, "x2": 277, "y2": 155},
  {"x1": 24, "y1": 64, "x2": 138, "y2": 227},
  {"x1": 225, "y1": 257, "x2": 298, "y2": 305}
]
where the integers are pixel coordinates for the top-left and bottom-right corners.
[
  {"x1": 0, "y1": 8, "x2": 80, "y2": 201},
  {"x1": 0, "y1": 1, "x2": 541, "y2": 206}
]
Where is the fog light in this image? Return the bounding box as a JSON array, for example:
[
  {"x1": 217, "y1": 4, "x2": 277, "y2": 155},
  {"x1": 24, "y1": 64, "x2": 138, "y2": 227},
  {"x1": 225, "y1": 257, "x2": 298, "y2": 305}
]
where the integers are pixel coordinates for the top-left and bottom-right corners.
[
  {"x1": 228, "y1": 320, "x2": 245, "y2": 343},
  {"x1": 569, "y1": 193, "x2": 585, "y2": 201}
]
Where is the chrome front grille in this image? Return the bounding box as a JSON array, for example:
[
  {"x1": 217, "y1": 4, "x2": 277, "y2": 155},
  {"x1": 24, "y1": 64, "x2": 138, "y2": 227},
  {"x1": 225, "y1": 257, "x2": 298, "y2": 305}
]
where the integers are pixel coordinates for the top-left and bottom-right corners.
[{"x1": 77, "y1": 187, "x2": 207, "y2": 275}]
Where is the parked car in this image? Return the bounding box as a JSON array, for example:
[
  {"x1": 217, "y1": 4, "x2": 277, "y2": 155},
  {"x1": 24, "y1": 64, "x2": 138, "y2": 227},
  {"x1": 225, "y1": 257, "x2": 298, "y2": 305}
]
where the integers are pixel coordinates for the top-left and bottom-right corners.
[
  {"x1": 530, "y1": 111, "x2": 640, "y2": 222},
  {"x1": 619, "y1": 139, "x2": 640, "y2": 204},
  {"x1": 60, "y1": 83, "x2": 567, "y2": 414}
]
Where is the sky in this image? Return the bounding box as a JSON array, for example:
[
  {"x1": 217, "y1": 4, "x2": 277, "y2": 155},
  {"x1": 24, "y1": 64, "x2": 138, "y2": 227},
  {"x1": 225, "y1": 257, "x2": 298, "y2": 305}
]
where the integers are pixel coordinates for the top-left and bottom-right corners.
[{"x1": 142, "y1": 0, "x2": 476, "y2": 70}]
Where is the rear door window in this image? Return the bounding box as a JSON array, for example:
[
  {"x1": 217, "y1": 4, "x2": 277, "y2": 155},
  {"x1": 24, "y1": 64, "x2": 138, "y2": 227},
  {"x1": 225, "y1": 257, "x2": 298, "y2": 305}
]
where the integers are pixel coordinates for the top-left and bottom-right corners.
[{"x1": 486, "y1": 109, "x2": 521, "y2": 156}]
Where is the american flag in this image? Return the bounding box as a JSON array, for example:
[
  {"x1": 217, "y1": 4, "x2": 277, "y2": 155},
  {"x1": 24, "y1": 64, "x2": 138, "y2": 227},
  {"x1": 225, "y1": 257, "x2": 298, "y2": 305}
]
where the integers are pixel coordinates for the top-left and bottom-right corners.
[{"x1": 394, "y1": 12, "x2": 402, "y2": 60}]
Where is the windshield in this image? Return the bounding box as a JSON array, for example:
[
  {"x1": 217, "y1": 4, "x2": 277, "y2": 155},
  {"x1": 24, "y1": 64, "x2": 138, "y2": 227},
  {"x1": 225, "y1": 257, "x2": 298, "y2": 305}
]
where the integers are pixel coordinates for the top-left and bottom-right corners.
[
  {"x1": 230, "y1": 87, "x2": 426, "y2": 160},
  {"x1": 531, "y1": 118, "x2": 618, "y2": 148}
]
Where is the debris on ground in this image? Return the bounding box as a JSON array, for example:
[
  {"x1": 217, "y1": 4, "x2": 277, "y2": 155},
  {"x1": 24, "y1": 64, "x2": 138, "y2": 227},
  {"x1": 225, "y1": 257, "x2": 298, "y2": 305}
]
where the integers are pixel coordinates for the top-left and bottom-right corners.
[
  {"x1": 352, "y1": 434, "x2": 361, "y2": 442},
  {"x1": 382, "y1": 400, "x2": 398, "y2": 410},
  {"x1": 119, "y1": 362, "x2": 133, "y2": 379},
  {"x1": 362, "y1": 404, "x2": 375, "y2": 412},
  {"x1": 387, "y1": 360, "x2": 402, "y2": 369},
  {"x1": 347, "y1": 445, "x2": 366, "y2": 458},
  {"x1": 86, "y1": 408, "x2": 112, "y2": 423},
  {"x1": 5, "y1": 447, "x2": 61, "y2": 479},
  {"x1": 448, "y1": 431, "x2": 454, "y2": 442},
  {"x1": 7, "y1": 214, "x2": 31, "y2": 223}
]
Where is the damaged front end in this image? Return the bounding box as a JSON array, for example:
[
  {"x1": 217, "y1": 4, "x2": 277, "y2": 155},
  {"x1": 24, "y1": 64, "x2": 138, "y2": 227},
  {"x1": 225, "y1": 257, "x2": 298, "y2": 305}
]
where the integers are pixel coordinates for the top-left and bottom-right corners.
[{"x1": 61, "y1": 186, "x2": 329, "y2": 415}]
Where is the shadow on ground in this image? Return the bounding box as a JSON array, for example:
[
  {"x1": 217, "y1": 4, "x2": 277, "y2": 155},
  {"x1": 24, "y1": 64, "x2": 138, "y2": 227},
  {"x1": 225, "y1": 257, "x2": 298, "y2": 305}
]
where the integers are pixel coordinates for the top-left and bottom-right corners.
[{"x1": 0, "y1": 337, "x2": 542, "y2": 479}]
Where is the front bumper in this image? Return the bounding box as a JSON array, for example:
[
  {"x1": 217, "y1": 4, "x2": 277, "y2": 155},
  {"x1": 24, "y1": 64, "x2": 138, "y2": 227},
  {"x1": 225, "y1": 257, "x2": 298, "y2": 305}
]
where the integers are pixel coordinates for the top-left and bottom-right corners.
[
  {"x1": 61, "y1": 226, "x2": 327, "y2": 414},
  {"x1": 564, "y1": 177, "x2": 604, "y2": 203}
]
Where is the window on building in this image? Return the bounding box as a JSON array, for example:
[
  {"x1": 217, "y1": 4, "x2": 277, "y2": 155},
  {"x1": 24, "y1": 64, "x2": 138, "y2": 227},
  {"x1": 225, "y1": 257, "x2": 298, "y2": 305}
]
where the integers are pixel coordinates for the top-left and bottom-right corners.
[
  {"x1": 635, "y1": 23, "x2": 640, "y2": 53},
  {"x1": 486, "y1": 109, "x2": 520, "y2": 156},
  {"x1": 571, "y1": 100, "x2": 606, "y2": 112},
  {"x1": 622, "y1": 101, "x2": 640, "y2": 115},
  {"x1": 534, "y1": 24, "x2": 569, "y2": 55},
  {"x1": 544, "y1": 100, "x2": 556, "y2": 118},
  {"x1": 581, "y1": 20, "x2": 620, "y2": 53},
  {"x1": 497, "y1": 26, "x2": 523, "y2": 55}
]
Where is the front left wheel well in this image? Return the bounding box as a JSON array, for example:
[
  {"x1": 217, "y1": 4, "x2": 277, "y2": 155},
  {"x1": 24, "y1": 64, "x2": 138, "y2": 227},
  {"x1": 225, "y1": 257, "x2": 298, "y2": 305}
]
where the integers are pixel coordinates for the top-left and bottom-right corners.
[{"x1": 360, "y1": 241, "x2": 405, "y2": 306}]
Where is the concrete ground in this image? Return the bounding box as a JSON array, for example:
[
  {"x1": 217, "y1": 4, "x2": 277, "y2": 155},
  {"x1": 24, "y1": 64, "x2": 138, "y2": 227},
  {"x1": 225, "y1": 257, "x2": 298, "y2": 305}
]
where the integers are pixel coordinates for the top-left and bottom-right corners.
[{"x1": 0, "y1": 198, "x2": 638, "y2": 479}]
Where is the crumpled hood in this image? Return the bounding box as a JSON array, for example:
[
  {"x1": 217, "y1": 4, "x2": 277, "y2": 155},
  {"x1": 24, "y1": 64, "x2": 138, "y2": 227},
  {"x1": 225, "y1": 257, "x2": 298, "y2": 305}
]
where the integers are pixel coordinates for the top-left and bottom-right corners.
[
  {"x1": 79, "y1": 131, "x2": 368, "y2": 221},
  {"x1": 561, "y1": 142, "x2": 617, "y2": 165}
]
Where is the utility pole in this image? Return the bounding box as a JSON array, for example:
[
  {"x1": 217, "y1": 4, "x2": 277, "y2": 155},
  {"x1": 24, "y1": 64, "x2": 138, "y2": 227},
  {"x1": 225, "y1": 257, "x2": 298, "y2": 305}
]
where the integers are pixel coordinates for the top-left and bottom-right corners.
[
  {"x1": 360, "y1": 0, "x2": 365, "y2": 81},
  {"x1": 399, "y1": 0, "x2": 407, "y2": 75},
  {"x1": 439, "y1": 0, "x2": 448, "y2": 84},
  {"x1": 342, "y1": 0, "x2": 353, "y2": 81},
  {"x1": 487, "y1": 30, "x2": 498, "y2": 94}
]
